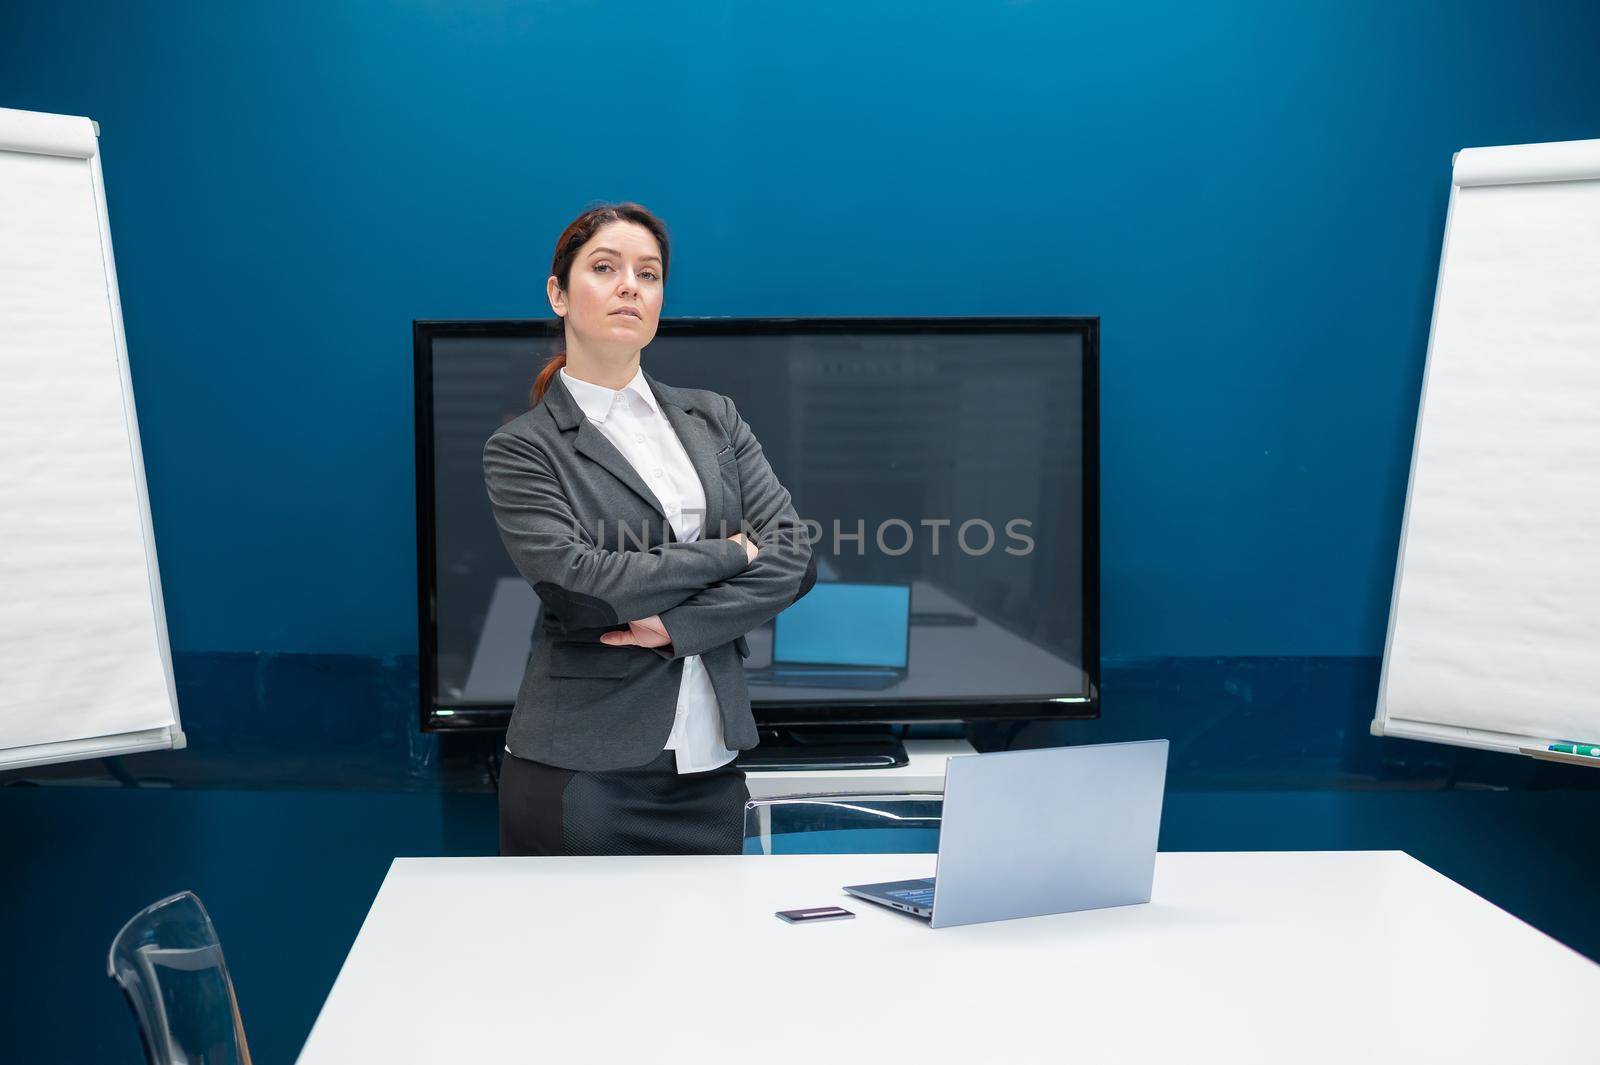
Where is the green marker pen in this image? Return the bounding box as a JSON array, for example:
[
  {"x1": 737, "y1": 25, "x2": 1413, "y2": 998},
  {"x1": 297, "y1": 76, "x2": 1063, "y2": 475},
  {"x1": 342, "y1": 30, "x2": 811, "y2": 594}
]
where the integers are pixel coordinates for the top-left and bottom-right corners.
[{"x1": 1548, "y1": 743, "x2": 1600, "y2": 757}]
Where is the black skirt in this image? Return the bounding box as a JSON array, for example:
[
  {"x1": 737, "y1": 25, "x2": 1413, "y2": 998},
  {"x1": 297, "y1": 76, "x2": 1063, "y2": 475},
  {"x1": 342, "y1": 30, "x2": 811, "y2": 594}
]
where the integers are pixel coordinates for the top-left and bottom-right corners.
[{"x1": 499, "y1": 748, "x2": 750, "y2": 856}]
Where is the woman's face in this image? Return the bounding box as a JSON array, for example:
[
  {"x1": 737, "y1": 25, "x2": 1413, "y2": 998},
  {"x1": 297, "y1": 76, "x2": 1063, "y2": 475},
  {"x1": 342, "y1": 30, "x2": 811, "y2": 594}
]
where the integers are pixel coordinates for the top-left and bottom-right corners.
[{"x1": 548, "y1": 220, "x2": 664, "y2": 359}]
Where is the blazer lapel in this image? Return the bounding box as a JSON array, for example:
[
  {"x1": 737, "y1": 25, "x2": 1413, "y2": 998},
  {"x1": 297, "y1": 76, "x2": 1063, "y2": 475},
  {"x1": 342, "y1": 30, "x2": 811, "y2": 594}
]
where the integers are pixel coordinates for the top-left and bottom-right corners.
[
  {"x1": 544, "y1": 373, "x2": 667, "y2": 520},
  {"x1": 658, "y1": 394, "x2": 725, "y2": 541},
  {"x1": 573, "y1": 420, "x2": 667, "y2": 520},
  {"x1": 543, "y1": 368, "x2": 726, "y2": 539}
]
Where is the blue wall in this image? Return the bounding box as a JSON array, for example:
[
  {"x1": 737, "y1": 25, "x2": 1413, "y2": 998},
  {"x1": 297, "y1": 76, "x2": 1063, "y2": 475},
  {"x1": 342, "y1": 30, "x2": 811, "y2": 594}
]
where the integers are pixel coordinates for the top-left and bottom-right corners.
[{"x1": 5, "y1": 0, "x2": 1598, "y2": 658}]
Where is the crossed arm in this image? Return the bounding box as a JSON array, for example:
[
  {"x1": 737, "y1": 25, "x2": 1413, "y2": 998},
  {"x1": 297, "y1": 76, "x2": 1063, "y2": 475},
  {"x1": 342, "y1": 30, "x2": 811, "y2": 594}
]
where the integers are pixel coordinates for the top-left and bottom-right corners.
[
  {"x1": 482, "y1": 430, "x2": 751, "y2": 632},
  {"x1": 636, "y1": 395, "x2": 817, "y2": 660}
]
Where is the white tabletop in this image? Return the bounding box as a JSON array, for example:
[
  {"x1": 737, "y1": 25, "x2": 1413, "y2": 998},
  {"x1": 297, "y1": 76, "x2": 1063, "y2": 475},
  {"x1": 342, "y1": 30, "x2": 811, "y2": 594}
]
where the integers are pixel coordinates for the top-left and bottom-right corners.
[{"x1": 297, "y1": 851, "x2": 1600, "y2": 1064}]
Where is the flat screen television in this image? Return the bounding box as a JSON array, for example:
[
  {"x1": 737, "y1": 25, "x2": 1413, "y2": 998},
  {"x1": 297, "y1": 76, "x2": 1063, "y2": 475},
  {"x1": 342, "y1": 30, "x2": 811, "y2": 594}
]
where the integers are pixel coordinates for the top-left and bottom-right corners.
[{"x1": 415, "y1": 317, "x2": 1099, "y2": 738}]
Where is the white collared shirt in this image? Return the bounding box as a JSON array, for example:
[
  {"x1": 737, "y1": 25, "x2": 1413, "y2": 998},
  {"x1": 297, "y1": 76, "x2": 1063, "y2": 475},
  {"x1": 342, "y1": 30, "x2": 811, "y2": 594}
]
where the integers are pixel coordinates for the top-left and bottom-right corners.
[{"x1": 552, "y1": 364, "x2": 738, "y2": 774}]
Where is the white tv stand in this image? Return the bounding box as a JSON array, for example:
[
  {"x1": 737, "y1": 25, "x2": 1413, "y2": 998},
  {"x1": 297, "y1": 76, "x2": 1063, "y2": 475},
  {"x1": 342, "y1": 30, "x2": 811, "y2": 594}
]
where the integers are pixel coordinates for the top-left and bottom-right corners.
[{"x1": 744, "y1": 738, "x2": 975, "y2": 799}]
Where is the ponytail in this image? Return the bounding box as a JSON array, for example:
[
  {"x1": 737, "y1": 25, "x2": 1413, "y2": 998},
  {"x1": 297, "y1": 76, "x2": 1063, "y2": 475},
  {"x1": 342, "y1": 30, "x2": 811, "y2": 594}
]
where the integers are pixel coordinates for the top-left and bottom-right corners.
[{"x1": 530, "y1": 351, "x2": 567, "y2": 406}]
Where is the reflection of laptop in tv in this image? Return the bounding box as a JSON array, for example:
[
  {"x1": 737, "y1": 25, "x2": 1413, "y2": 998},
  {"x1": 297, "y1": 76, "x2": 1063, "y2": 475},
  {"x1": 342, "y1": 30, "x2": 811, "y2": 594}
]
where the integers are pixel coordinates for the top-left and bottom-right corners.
[
  {"x1": 748, "y1": 581, "x2": 910, "y2": 691},
  {"x1": 844, "y1": 740, "x2": 1169, "y2": 929}
]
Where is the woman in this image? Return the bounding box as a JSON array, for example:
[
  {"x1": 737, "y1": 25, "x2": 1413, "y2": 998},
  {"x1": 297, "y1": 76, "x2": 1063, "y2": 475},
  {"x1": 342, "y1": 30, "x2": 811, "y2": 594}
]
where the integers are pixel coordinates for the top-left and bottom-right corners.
[{"x1": 482, "y1": 202, "x2": 816, "y2": 857}]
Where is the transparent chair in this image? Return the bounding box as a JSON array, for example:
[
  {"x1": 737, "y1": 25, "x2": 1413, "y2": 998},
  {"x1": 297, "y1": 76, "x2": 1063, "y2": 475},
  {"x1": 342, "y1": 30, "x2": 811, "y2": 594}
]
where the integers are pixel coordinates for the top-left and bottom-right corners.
[
  {"x1": 743, "y1": 792, "x2": 944, "y2": 854},
  {"x1": 106, "y1": 891, "x2": 253, "y2": 1065}
]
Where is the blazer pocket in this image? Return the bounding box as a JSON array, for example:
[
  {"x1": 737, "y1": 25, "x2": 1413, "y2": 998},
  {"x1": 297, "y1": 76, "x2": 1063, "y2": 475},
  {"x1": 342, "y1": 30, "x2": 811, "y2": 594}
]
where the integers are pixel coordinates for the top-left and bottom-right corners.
[{"x1": 547, "y1": 643, "x2": 631, "y2": 679}]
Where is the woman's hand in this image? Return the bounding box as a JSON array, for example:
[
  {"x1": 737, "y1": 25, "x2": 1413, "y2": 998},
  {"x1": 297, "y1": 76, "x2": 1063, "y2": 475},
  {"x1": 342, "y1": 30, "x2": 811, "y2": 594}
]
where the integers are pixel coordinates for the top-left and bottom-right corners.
[
  {"x1": 599, "y1": 615, "x2": 672, "y2": 648},
  {"x1": 729, "y1": 531, "x2": 759, "y2": 565}
]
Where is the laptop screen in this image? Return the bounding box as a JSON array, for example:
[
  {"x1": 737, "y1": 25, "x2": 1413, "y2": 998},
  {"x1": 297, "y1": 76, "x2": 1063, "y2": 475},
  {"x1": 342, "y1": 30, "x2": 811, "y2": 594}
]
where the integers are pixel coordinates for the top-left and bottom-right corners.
[{"x1": 773, "y1": 582, "x2": 911, "y2": 668}]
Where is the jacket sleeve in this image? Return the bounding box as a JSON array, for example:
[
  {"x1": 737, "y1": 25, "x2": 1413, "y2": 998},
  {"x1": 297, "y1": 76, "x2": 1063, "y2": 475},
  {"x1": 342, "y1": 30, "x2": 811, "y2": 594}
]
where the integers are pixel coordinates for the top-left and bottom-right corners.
[
  {"x1": 648, "y1": 395, "x2": 817, "y2": 661},
  {"x1": 483, "y1": 429, "x2": 751, "y2": 632}
]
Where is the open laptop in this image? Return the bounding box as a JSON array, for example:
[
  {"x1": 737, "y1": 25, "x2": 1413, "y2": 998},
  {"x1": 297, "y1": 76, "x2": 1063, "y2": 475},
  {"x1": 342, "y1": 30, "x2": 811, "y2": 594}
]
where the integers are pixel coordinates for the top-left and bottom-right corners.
[
  {"x1": 746, "y1": 581, "x2": 910, "y2": 691},
  {"x1": 842, "y1": 739, "x2": 1168, "y2": 929}
]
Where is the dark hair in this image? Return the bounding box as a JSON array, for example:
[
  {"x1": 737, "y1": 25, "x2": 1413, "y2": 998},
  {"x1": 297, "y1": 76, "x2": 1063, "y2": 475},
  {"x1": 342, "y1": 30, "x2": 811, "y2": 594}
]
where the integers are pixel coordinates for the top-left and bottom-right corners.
[{"x1": 530, "y1": 201, "x2": 671, "y2": 406}]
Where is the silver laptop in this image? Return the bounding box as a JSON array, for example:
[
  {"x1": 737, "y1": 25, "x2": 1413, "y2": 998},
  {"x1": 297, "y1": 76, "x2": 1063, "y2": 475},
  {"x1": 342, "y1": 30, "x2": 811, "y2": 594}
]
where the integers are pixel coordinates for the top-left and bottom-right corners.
[{"x1": 842, "y1": 739, "x2": 1168, "y2": 929}]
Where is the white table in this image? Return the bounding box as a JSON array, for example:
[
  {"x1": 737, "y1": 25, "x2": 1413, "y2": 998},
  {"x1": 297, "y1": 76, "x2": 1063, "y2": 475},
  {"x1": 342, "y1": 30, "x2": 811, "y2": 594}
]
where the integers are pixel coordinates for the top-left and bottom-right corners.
[{"x1": 297, "y1": 852, "x2": 1600, "y2": 1064}]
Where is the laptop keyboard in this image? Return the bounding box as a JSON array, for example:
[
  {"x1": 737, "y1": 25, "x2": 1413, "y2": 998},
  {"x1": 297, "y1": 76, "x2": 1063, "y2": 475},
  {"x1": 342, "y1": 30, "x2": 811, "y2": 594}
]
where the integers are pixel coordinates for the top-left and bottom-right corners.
[{"x1": 887, "y1": 887, "x2": 935, "y2": 907}]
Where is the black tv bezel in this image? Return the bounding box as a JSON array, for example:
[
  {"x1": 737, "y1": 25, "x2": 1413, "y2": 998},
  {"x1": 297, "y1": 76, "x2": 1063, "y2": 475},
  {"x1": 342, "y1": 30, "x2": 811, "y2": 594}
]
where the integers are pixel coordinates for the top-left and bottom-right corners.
[{"x1": 414, "y1": 316, "x2": 1101, "y2": 733}]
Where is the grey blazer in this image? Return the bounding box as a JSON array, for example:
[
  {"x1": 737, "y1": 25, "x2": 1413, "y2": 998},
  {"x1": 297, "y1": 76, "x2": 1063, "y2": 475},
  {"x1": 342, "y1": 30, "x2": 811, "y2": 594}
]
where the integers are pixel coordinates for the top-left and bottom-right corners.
[{"x1": 482, "y1": 369, "x2": 817, "y2": 771}]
